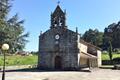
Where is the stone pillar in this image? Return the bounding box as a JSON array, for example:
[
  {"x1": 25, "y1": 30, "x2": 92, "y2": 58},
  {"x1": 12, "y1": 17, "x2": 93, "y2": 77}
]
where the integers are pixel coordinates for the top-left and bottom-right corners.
[
  {"x1": 78, "y1": 53, "x2": 80, "y2": 68},
  {"x1": 97, "y1": 50, "x2": 102, "y2": 67}
]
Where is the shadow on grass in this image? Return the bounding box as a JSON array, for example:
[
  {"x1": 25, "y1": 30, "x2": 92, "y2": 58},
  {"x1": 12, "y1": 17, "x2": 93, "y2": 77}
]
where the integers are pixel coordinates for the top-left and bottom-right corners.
[
  {"x1": 0, "y1": 68, "x2": 40, "y2": 72},
  {"x1": 0, "y1": 68, "x2": 92, "y2": 73}
]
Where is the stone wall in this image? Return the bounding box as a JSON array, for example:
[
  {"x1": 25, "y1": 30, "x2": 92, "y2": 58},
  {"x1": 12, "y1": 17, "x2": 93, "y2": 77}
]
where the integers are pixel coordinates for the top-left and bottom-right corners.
[
  {"x1": 38, "y1": 28, "x2": 79, "y2": 70},
  {"x1": 79, "y1": 42, "x2": 88, "y2": 53}
]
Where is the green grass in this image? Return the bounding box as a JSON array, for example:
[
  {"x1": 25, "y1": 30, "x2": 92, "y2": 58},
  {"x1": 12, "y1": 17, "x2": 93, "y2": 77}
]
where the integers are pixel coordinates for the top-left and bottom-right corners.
[
  {"x1": 102, "y1": 53, "x2": 120, "y2": 60},
  {"x1": 0, "y1": 53, "x2": 120, "y2": 66},
  {"x1": 0, "y1": 55, "x2": 38, "y2": 66}
]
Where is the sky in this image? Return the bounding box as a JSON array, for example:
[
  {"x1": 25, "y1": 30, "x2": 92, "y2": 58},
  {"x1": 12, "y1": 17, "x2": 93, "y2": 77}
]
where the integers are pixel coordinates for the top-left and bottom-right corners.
[{"x1": 9, "y1": 0, "x2": 120, "y2": 51}]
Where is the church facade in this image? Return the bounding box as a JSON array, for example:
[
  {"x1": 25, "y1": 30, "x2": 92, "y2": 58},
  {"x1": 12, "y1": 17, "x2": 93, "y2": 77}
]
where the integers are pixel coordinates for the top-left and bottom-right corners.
[{"x1": 38, "y1": 5, "x2": 101, "y2": 70}]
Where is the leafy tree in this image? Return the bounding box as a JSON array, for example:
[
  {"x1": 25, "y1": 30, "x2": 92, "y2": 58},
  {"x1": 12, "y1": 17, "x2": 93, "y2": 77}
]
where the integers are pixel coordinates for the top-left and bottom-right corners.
[
  {"x1": 7, "y1": 14, "x2": 29, "y2": 53},
  {"x1": 103, "y1": 21, "x2": 120, "y2": 50},
  {"x1": 82, "y1": 29, "x2": 103, "y2": 48},
  {"x1": 0, "y1": 0, "x2": 29, "y2": 53},
  {"x1": 0, "y1": 0, "x2": 9, "y2": 46},
  {"x1": 112, "y1": 22, "x2": 120, "y2": 48}
]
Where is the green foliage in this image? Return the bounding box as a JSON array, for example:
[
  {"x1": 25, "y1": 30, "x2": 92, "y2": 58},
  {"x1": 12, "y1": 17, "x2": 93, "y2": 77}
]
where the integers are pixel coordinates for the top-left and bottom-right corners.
[
  {"x1": 102, "y1": 53, "x2": 110, "y2": 60},
  {"x1": 82, "y1": 29, "x2": 103, "y2": 48},
  {"x1": 82, "y1": 21, "x2": 120, "y2": 50},
  {"x1": 103, "y1": 21, "x2": 120, "y2": 50},
  {"x1": 31, "y1": 51, "x2": 38, "y2": 54},
  {"x1": 102, "y1": 53, "x2": 120, "y2": 60},
  {"x1": 0, "y1": 0, "x2": 29, "y2": 53},
  {"x1": 7, "y1": 14, "x2": 29, "y2": 53},
  {"x1": 114, "y1": 48, "x2": 120, "y2": 54},
  {"x1": 0, "y1": 55, "x2": 38, "y2": 66},
  {"x1": 108, "y1": 41, "x2": 113, "y2": 61}
]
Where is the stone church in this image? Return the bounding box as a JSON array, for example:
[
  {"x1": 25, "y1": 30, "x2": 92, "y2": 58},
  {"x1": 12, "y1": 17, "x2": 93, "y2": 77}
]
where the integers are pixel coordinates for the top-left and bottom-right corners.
[{"x1": 38, "y1": 5, "x2": 101, "y2": 70}]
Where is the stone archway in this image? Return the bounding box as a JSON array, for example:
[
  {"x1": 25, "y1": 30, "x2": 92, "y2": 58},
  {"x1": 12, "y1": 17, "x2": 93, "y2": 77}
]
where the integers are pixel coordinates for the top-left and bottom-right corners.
[{"x1": 55, "y1": 56, "x2": 62, "y2": 70}]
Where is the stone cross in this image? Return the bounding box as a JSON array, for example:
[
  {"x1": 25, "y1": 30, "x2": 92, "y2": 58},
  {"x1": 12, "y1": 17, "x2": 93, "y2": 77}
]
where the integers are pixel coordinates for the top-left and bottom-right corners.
[{"x1": 57, "y1": 1, "x2": 60, "y2": 5}]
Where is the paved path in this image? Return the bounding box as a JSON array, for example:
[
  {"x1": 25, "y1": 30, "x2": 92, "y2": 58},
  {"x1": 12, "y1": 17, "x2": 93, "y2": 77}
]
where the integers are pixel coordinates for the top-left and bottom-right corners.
[{"x1": 0, "y1": 69, "x2": 120, "y2": 80}]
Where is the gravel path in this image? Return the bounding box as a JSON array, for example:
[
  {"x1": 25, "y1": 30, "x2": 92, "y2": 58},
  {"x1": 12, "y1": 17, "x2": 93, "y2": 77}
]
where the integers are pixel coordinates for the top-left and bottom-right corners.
[{"x1": 0, "y1": 69, "x2": 120, "y2": 80}]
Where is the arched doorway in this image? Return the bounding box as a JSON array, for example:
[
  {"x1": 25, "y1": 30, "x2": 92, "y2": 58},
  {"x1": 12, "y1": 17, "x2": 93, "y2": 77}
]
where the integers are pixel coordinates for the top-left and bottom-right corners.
[{"x1": 55, "y1": 56, "x2": 62, "y2": 70}]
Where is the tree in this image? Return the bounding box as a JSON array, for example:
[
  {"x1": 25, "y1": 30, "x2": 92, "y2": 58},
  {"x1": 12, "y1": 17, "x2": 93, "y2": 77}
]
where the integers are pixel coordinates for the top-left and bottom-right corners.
[
  {"x1": 108, "y1": 41, "x2": 113, "y2": 61},
  {"x1": 103, "y1": 21, "x2": 120, "y2": 50},
  {"x1": 7, "y1": 14, "x2": 29, "y2": 53},
  {"x1": 82, "y1": 29, "x2": 103, "y2": 48},
  {"x1": 112, "y1": 21, "x2": 120, "y2": 48},
  {"x1": 0, "y1": 0, "x2": 9, "y2": 46},
  {"x1": 0, "y1": 0, "x2": 29, "y2": 53}
]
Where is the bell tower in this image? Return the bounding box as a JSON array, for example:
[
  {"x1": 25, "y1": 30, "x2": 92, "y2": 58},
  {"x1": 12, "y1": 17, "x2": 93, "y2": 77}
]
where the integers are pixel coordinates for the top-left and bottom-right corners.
[{"x1": 50, "y1": 5, "x2": 67, "y2": 29}]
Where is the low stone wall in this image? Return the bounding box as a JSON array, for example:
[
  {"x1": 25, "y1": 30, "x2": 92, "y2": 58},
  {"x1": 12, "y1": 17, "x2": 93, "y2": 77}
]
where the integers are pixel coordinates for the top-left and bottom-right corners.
[
  {"x1": 0, "y1": 65, "x2": 37, "y2": 70},
  {"x1": 102, "y1": 60, "x2": 113, "y2": 65},
  {"x1": 102, "y1": 60, "x2": 120, "y2": 65}
]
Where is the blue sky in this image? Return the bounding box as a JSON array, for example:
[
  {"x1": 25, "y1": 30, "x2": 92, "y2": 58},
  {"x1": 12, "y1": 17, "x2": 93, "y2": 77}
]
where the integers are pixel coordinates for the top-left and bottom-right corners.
[{"x1": 9, "y1": 0, "x2": 120, "y2": 51}]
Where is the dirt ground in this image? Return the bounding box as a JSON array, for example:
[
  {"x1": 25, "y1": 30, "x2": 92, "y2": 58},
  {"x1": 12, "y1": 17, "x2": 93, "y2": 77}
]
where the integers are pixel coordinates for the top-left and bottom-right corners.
[{"x1": 0, "y1": 68, "x2": 120, "y2": 80}]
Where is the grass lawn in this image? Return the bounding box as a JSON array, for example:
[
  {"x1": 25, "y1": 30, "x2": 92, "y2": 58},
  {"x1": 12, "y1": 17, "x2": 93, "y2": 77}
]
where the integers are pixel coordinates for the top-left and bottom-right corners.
[
  {"x1": 102, "y1": 53, "x2": 120, "y2": 66},
  {"x1": 0, "y1": 55, "x2": 38, "y2": 66},
  {"x1": 0, "y1": 53, "x2": 120, "y2": 66},
  {"x1": 102, "y1": 53, "x2": 120, "y2": 60}
]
